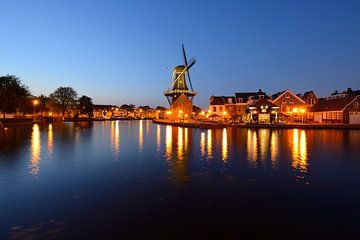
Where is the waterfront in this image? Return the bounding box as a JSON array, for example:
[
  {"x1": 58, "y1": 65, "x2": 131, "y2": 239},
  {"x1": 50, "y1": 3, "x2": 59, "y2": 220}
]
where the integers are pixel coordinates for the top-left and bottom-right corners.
[{"x1": 1, "y1": 121, "x2": 360, "y2": 239}]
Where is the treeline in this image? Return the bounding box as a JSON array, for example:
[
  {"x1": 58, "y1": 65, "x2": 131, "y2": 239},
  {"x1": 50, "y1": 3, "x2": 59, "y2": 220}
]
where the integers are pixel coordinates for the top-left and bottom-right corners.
[{"x1": 0, "y1": 74, "x2": 169, "y2": 119}]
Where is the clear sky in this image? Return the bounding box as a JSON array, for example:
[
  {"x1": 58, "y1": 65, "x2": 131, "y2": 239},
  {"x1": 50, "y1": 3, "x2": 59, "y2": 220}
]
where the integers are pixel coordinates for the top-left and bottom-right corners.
[{"x1": 1, "y1": 0, "x2": 359, "y2": 108}]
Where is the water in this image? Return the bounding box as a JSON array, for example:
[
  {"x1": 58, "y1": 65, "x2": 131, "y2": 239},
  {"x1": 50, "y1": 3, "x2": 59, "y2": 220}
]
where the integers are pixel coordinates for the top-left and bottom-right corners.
[{"x1": 0, "y1": 121, "x2": 360, "y2": 239}]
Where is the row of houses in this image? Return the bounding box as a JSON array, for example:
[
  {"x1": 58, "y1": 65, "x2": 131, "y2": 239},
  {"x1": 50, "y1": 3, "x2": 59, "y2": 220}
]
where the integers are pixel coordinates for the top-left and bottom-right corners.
[{"x1": 209, "y1": 89, "x2": 360, "y2": 124}]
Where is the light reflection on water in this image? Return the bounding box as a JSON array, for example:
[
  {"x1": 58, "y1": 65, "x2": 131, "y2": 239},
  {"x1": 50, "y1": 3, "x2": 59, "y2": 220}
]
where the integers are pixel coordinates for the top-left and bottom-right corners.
[
  {"x1": 292, "y1": 129, "x2": 308, "y2": 178},
  {"x1": 24, "y1": 122, "x2": 313, "y2": 179},
  {"x1": 48, "y1": 124, "x2": 53, "y2": 156},
  {"x1": 30, "y1": 124, "x2": 41, "y2": 176}
]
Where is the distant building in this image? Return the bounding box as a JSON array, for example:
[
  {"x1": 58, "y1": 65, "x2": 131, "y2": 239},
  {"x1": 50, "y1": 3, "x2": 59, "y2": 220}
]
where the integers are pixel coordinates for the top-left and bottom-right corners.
[{"x1": 311, "y1": 95, "x2": 360, "y2": 124}]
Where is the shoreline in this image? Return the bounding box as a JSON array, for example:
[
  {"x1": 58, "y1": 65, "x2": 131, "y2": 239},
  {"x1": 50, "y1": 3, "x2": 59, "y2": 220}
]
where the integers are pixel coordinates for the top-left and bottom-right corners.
[
  {"x1": 2, "y1": 118, "x2": 360, "y2": 130},
  {"x1": 153, "y1": 119, "x2": 360, "y2": 130}
]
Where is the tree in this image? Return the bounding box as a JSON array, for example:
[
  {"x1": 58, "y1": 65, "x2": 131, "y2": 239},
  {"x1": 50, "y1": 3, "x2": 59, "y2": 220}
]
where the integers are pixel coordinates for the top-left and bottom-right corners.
[
  {"x1": 120, "y1": 104, "x2": 135, "y2": 111},
  {"x1": 50, "y1": 87, "x2": 78, "y2": 116},
  {"x1": 0, "y1": 75, "x2": 31, "y2": 118},
  {"x1": 155, "y1": 106, "x2": 166, "y2": 111},
  {"x1": 139, "y1": 105, "x2": 152, "y2": 111},
  {"x1": 78, "y1": 95, "x2": 94, "y2": 117}
]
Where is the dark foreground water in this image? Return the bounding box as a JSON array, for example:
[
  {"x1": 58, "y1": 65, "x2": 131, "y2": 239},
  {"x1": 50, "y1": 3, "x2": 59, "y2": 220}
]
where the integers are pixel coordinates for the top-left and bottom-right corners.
[{"x1": 0, "y1": 121, "x2": 360, "y2": 239}]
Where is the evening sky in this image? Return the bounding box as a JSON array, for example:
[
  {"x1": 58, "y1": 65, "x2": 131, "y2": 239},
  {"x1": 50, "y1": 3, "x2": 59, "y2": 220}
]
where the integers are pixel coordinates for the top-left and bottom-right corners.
[{"x1": 0, "y1": 0, "x2": 359, "y2": 108}]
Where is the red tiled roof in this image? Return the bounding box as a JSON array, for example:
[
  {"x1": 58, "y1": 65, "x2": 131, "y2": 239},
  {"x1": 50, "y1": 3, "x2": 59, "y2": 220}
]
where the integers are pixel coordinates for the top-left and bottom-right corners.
[{"x1": 311, "y1": 96, "x2": 356, "y2": 112}]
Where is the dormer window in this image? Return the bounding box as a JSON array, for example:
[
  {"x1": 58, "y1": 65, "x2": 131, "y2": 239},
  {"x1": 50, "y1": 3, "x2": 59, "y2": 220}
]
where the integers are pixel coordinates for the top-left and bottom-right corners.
[
  {"x1": 228, "y1": 98, "x2": 232, "y2": 104},
  {"x1": 238, "y1": 98, "x2": 243, "y2": 103},
  {"x1": 259, "y1": 95, "x2": 264, "y2": 100}
]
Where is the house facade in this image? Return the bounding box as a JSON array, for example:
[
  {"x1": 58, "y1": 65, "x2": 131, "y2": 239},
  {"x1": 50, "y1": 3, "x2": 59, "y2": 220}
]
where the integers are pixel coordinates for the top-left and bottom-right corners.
[
  {"x1": 311, "y1": 95, "x2": 360, "y2": 124},
  {"x1": 272, "y1": 90, "x2": 309, "y2": 122}
]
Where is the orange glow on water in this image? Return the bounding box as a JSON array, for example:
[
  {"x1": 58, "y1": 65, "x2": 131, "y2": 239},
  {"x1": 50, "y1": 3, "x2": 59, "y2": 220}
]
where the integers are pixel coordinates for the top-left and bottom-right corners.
[
  {"x1": 247, "y1": 130, "x2": 258, "y2": 164},
  {"x1": 200, "y1": 131, "x2": 205, "y2": 157},
  {"x1": 222, "y1": 128, "x2": 228, "y2": 162},
  {"x1": 138, "y1": 120, "x2": 143, "y2": 152},
  {"x1": 177, "y1": 127, "x2": 183, "y2": 160},
  {"x1": 48, "y1": 124, "x2": 53, "y2": 156},
  {"x1": 207, "y1": 129, "x2": 212, "y2": 159},
  {"x1": 30, "y1": 124, "x2": 41, "y2": 176},
  {"x1": 156, "y1": 125, "x2": 161, "y2": 152},
  {"x1": 292, "y1": 129, "x2": 308, "y2": 176},
  {"x1": 165, "y1": 125, "x2": 172, "y2": 160}
]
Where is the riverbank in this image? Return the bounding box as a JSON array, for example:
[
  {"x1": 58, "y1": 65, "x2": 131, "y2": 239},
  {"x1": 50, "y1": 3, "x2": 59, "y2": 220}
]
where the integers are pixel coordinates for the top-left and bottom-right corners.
[
  {"x1": 1, "y1": 117, "x2": 155, "y2": 128},
  {"x1": 153, "y1": 119, "x2": 360, "y2": 130}
]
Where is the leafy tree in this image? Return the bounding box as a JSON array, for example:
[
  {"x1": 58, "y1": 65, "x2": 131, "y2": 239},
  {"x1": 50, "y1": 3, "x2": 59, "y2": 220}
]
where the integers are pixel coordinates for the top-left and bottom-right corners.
[
  {"x1": 120, "y1": 104, "x2": 135, "y2": 111},
  {"x1": 139, "y1": 105, "x2": 151, "y2": 111},
  {"x1": 50, "y1": 87, "x2": 78, "y2": 116},
  {"x1": 78, "y1": 95, "x2": 94, "y2": 117},
  {"x1": 36, "y1": 94, "x2": 50, "y2": 112},
  {"x1": 155, "y1": 106, "x2": 166, "y2": 111},
  {"x1": 0, "y1": 75, "x2": 31, "y2": 118}
]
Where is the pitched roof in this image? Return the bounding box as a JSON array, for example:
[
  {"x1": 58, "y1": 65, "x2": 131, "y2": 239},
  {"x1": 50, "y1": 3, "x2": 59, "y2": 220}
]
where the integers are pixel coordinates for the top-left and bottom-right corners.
[
  {"x1": 302, "y1": 90, "x2": 316, "y2": 99},
  {"x1": 210, "y1": 96, "x2": 235, "y2": 105},
  {"x1": 251, "y1": 99, "x2": 278, "y2": 108},
  {"x1": 272, "y1": 89, "x2": 306, "y2": 104},
  {"x1": 235, "y1": 89, "x2": 269, "y2": 102},
  {"x1": 311, "y1": 96, "x2": 356, "y2": 112},
  {"x1": 271, "y1": 90, "x2": 286, "y2": 100}
]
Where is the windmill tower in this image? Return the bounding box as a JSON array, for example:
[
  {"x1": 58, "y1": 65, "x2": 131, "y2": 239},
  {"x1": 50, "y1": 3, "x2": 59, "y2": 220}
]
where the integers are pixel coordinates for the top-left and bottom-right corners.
[{"x1": 164, "y1": 44, "x2": 197, "y2": 121}]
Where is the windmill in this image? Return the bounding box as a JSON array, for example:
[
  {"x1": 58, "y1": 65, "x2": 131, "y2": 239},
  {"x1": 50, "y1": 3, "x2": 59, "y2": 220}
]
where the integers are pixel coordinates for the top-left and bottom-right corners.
[{"x1": 164, "y1": 44, "x2": 197, "y2": 105}]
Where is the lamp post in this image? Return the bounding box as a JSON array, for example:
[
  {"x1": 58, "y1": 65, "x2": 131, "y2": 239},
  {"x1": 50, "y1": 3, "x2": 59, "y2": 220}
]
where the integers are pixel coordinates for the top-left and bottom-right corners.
[
  {"x1": 300, "y1": 109, "x2": 306, "y2": 124},
  {"x1": 33, "y1": 100, "x2": 38, "y2": 117}
]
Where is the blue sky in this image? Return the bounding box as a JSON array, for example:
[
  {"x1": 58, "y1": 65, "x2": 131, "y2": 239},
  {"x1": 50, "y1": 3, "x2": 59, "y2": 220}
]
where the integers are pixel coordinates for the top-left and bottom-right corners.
[{"x1": 0, "y1": 0, "x2": 359, "y2": 108}]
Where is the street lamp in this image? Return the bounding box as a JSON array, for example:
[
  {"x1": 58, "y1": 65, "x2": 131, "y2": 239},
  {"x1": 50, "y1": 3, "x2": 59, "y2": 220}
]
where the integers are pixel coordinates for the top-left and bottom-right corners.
[{"x1": 33, "y1": 100, "x2": 38, "y2": 116}]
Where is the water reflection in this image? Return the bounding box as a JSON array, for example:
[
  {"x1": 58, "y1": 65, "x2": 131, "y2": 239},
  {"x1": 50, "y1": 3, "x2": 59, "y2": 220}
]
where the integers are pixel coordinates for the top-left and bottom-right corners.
[
  {"x1": 222, "y1": 128, "x2": 228, "y2": 162},
  {"x1": 177, "y1": 127, "x2": 184, "y2": 160},
  {"x1": 30, "y1": 124, "x2": 41, "y2": 176},
  {"x1": 113, "y1": 121, "x2": 120, "y2": 159},
  {"x1": 138, "y1": 120, "x2": 143, "y2": 152},
  {"x1": 259, "y1": 129, "x2": 269, "y2": 161},
  {"x1": 156, "y1": 125, "x2": 161, "y2": 152},
  {"x1": 165, "y1": 125, "x2": 172, "y2": 160},
  {"x1": 291, "y1": 129, "x2": 308, "y2": 178},
  {"x1": 207, "y1": 129, "x2": 212, "y2": 159},
  {"x1": 200, "y1": 131, "x2": 205, "y2": 157},
  {"x1": 247, "y1": 130, "x2": 258, "y2": 165},
  {"x1": 48, "y1": 124, "x2": 53, "y2": 156},
  {"x1": 270, "y1": 131, "x2": 278, "y2": 168}
]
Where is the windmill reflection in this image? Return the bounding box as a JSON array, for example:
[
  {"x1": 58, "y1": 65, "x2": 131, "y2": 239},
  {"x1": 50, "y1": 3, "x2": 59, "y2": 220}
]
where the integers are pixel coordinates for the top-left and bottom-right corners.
[{"x1": 30, "y1": 124, "x2": 41, "y2": 176}]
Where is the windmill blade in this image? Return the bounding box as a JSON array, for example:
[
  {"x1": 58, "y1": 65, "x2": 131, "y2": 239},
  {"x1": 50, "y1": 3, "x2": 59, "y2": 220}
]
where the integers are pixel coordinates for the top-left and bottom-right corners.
[
  {"x1": 185, "y1": 58, "x2": 196, "y2": 71},
  {"x1": 182, "y1": 44, "x2": 194, "y2": 91},
  {"x1": 182, "y1": 44, "x2": 188, "y2": 67}
]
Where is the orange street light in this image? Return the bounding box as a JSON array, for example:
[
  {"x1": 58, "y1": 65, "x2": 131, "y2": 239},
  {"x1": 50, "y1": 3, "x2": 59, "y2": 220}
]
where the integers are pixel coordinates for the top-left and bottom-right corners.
[
  {"x1": 292, "y1": 108, "x2": 298, "y2": 113},
  {"x1": 223, "y1": 111, "x2": 227, "y2": 116},
  {"x1": 300, "y1": 108, "x2": 306, "y2": 113}
]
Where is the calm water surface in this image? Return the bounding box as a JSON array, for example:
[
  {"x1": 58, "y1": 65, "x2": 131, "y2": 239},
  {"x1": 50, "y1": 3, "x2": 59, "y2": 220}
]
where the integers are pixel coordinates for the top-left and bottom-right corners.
[{"x1": 0, "y1": 121, "x2": 360, "y2": 239}]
